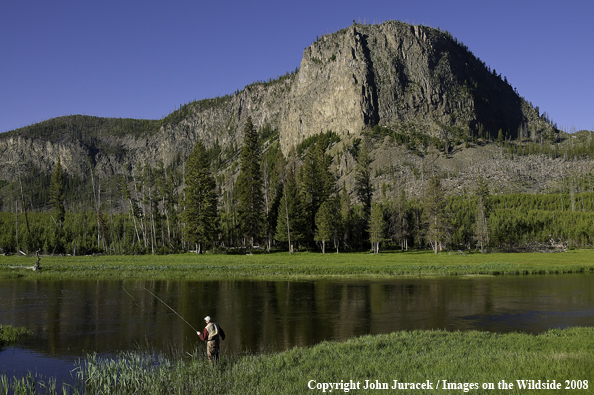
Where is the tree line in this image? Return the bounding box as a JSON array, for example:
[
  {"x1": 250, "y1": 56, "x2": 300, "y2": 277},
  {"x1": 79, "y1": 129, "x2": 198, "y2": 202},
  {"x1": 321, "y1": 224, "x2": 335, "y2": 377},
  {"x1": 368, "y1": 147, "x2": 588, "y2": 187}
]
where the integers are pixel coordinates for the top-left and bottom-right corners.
[{"x1": 1, "y1": 117, "x2": 594, "y2": 256}]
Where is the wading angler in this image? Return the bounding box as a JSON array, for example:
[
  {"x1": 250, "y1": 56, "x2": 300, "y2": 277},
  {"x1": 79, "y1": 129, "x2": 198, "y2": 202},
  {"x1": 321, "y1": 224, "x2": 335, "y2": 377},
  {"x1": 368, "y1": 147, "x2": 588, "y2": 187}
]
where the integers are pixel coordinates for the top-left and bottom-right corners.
[{"x1": 198, "y1": 316, "x2": 226, "y2": 363}]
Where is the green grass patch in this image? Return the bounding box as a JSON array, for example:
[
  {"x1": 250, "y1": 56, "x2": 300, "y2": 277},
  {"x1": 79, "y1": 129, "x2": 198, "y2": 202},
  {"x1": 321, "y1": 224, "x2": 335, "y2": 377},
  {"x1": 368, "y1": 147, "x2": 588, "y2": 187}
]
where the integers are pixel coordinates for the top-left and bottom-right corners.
[
  {"x1": 0, "y1": 324, "x2": 32, "y2": 347},
  {"x1": 229, "y1": 327, "x2": 594, "y2": 394},
  {"x1": 2, "y1": 328, "x2": 593, "y2": 394},
  {"x1": 2, "y1": 250, "x2": 594, "y2": 281}
]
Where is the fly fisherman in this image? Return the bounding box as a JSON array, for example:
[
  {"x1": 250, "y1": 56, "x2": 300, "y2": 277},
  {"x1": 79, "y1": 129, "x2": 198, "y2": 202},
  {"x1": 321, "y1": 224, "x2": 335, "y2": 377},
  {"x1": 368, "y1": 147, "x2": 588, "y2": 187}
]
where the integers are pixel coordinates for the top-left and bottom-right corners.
[{"x1": 198, "y1": 316, "x2": 225, "y2": 363}]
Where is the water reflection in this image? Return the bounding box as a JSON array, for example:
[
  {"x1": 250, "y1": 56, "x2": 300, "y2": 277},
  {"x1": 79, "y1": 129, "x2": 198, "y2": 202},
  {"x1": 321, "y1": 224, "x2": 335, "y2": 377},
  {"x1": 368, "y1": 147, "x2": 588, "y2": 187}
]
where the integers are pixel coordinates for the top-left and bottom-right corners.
[{"x1": 1, "y1": 275, "x2": 594, "y2": 363}]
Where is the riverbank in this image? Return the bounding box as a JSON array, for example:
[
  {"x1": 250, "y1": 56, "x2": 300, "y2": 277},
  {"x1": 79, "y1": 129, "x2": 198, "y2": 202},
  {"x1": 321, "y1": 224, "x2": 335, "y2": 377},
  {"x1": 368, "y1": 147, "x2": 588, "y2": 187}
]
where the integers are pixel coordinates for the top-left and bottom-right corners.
[
  {"x1": 1, "y1": 249, "x2": 594, "y2": 281},
  {"x1": 2, "y1": 327, "x2": 593, "y2": 394}
]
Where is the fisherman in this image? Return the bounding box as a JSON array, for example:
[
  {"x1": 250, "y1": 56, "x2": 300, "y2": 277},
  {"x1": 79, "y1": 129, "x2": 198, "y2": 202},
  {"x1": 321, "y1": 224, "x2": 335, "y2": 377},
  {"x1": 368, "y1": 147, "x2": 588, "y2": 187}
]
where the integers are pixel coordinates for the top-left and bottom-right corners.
[{"x1": 197, "y1": 316, "x2": 225, "y2": 363}]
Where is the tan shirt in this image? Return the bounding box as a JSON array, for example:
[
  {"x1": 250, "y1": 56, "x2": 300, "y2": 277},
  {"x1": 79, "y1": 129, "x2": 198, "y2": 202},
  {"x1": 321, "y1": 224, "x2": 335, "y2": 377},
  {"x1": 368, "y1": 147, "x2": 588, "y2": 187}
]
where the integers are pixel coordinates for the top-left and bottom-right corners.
[{"x1": 199, "y1": 322, "x2": 223, "y2": 342}]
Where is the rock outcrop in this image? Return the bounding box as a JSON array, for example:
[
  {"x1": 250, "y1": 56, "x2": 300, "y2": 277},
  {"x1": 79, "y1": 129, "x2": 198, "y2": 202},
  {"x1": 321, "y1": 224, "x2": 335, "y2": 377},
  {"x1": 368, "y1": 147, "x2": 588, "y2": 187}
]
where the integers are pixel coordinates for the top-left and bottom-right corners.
[{"x1": 0, "y1": 21, "x2": 559, "y2": 194}]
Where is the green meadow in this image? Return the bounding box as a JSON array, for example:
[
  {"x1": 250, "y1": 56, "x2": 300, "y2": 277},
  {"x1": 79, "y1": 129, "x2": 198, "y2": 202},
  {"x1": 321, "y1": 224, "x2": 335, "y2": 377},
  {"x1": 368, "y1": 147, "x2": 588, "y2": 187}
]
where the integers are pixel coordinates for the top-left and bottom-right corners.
[
  {"x1": 2, "y1": 328, "x2": 593, "y2": 394},
  {"x1": 2, "y1": 249, "x2": 594, "y2": 281}
]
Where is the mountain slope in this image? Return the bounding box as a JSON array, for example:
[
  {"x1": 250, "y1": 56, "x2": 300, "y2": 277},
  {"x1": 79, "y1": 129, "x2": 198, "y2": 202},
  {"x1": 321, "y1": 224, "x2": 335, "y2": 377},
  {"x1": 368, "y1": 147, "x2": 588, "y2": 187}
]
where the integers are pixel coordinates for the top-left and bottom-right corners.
[{"x1": 0, "y1": 21, "x2": 563, "y2": 205}]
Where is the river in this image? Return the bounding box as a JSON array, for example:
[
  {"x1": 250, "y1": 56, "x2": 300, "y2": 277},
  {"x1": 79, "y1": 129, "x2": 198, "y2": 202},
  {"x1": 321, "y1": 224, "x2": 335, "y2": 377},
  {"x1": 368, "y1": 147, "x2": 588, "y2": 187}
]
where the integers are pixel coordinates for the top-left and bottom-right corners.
[{"x1": 1, "y1": 274, "x2": 594, "y2": 382}]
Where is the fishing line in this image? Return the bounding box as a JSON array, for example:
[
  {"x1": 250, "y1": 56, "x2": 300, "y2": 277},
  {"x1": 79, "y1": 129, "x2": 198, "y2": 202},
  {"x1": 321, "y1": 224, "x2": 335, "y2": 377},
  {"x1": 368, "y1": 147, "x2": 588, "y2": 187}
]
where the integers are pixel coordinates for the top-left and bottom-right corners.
[
  {"x1": 121, "y1": 285, "x2": 141, "y2": 308},
  {"x1": 143, "y1": 287, "x2": 198, "y2": 332}
]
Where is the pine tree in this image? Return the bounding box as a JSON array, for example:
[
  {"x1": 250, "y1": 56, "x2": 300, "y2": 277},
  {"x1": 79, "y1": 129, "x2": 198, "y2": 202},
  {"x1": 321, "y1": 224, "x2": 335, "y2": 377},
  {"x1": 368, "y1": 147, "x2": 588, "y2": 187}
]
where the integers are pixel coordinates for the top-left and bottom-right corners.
[
  {"x1": 475, "y1": 175, "x2": 491, "y2": 213},
  {"x1": 49, "y1": 157, "x2": 66, "y2": 225},
  {"x1": 97, "y1": 205, "x2": 109, "y2": 251},
  {"x1": 368, "y1": 202, "x2": 385, "y2": 254},
  {"x1": 331, "y1": 199, "x2": 343, "y2": 253},
  {"x1": 220, "y1": 181, "x2": 238, "y2": 248},
  {"x1": 298, "y1": 137, "x2": 335, "y2": 244},
  {"x1": 141, "y1": 164, "x2": 158, "y2": 254},
  {"x1": 314, "y1": 197, "x2": 340, "y2": 254},
  {"x1": 340, "y1": 182, "x2": 353, "y2": 250},
  {"x1": 354, "y1": 141, "x2": 373, "y2": 220},
  {"x1": 236, "y1": 117, "x2": 265, "y2": 248},
  {"x1": 423, "y1": 176, "x2": 450, "y2": 254},
  {"x1": 474, "y1": 176, "x2": 490, "y2": 253},
  {"x1": 275, "y1": 167, "x2": 305, "y2": 250},
  {"x1": 161, "y1": 164, "x2": 182, "y2": 251},
  {"x1": 388, "y1": 189, "x2": 409, "y2": 250},
  {"x1": 474, "y1": 195, "x2": 489, "y2": 253},
  {"x1": 264, "y1": 147, "x2": 285, "y2": 252},
  {"x1": 183, "y1": 140, "x2": 218, "y2": 254},
  {"x1": 49, "y1": 157, "x2": 66, "y2": 253}
]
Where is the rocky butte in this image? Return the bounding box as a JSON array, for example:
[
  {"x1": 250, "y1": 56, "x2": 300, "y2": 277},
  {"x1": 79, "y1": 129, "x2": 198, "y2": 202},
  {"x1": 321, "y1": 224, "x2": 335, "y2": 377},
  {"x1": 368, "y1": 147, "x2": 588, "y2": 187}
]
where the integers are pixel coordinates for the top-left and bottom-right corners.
[{"x1": 0, "y1": 20, "x2": 587, "y2": 205}]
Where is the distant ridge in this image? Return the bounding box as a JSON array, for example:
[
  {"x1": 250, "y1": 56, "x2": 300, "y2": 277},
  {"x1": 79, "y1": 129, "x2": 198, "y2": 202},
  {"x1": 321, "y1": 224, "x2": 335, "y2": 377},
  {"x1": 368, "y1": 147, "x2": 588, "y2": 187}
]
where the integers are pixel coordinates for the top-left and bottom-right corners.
[{"x1": 0, "y1": 20, "x2": 572, "y2": 207}]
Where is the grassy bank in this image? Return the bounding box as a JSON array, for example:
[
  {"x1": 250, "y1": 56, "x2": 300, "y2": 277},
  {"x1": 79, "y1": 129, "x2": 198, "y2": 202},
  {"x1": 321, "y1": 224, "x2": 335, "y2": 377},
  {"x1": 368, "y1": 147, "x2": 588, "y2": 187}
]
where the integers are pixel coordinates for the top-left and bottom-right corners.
[
  {"x1": 1, "y1": 249, "x2": 594, "y2": 281},
  {"x1": 2, "y1": 328, "x2": 593, "y2": 394}
]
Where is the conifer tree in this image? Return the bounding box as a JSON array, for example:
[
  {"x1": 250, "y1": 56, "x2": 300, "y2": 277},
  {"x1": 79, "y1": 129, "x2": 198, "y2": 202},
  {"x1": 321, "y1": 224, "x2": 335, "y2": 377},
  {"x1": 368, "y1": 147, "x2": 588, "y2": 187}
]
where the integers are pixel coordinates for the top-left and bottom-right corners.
[
  {"x1": 97, "y1": 205, "x2": 109, "y2": 251},
  {"x1": 49, "y1": 157, "x2": 66, "y2": 253},
  {"x1": 475, "y1": 175, "x2": 491, "y2": 213},
  {"x1": 264, "y1": 147, "x2": 285, "y2": 252},
  {"x1": 183, "y1": 140, "x2": 218, "y2": 254},
  {"x1": 354, "y1": 141, "x2": 373, "y2": 220},
  {"x1": 422, "y1": 176, "x2": 450, "y2": 254},
  {"x1": 330, "y1": 197, "x2": 343, "y2": 253},
  {"x1": 161, "y1": 164, "x2": 181, "y2": 250},
  {"x1": 340, "y1": 182, "x2": 353, "y2": 250},
  {"x1": 236, "y1": 117, "x2": 265, "y2": 248},
  {"x1": 388, "y1": 189, "x2": 409, "y2": 250},
  {"x1": 368, "y1": 202, "x2": 385, "y2": 254},
  {"x1": 49, "y1": 157, "x2": 66, "y2": 225},
  {"x1": 276, "y1": 167, "x2": 305, "y2": 250},
  {"x1": 314, "y1": 197, "x2": 340, "y2": 254},
  {"x1": 474, "y1": 176, "x2": 490, "y2": 253},
  {"x1": 220, "y1": 181, "x2": 238, "y2": 248},
  {"x1": 298, "y1": 135, "x2": 335, "y2": 244},
  {"x1": 474, "y1": 195, "x2": 489, "y2": 253}
]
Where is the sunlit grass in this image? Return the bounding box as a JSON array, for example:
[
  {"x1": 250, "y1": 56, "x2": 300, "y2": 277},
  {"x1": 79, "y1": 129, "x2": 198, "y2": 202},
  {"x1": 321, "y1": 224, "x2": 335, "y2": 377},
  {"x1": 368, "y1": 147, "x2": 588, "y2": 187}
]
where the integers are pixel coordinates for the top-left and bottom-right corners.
[
  {"x1": 2, "y1": 249, "x2": 594, "y2": 281},
  {"x1": 2, "y1": 328, "x2": 593, "y2": 394},
  {"x1": 228, "y1": 327, "x2": 594, "y2": 394}
]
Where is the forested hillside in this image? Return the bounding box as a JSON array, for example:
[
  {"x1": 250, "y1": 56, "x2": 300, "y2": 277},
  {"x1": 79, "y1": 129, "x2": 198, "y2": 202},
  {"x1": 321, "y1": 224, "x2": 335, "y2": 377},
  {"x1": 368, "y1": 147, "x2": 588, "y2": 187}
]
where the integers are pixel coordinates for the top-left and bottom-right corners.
[
  {"x1": 1, "y1": 123, "x2": 594, "y2": 256},
  {"x1": 0, "y1": 20, "x2": 593, "y2": 256}
]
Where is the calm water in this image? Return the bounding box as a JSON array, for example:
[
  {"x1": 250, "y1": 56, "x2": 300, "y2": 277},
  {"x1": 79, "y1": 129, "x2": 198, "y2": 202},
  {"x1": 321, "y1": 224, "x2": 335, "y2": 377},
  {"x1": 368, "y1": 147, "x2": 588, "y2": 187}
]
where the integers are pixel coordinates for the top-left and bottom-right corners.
[{"x1": 1, "y1": 275, "x2": 594, "y2": 381}]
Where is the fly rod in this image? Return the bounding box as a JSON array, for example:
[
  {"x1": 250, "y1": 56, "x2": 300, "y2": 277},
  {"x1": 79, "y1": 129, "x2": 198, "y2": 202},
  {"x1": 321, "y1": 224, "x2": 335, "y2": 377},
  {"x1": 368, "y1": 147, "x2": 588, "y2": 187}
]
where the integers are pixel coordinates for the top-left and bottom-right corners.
[
  {"x1": 121, "y1": 285, "x2": 141, "y2": 308},
  {"x1": 143, "y1": 287, "x2": 198, "y2": 332}
]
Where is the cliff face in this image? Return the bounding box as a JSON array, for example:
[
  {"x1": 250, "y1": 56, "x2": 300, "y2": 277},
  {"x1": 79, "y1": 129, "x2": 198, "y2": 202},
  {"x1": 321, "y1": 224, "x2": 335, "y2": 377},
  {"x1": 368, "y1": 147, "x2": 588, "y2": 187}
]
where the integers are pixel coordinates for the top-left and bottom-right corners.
[
  {"x1": 281, "y1": 22, "x2": 538, "y2": 149},
  {"x1": 0, "y1": 21, "x2": 554, "y2": 184}
]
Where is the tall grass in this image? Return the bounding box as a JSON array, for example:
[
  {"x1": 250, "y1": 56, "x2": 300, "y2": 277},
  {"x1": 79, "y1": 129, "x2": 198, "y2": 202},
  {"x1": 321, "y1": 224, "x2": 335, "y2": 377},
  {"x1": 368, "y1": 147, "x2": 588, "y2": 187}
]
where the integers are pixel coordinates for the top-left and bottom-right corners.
[
  {"x1": 2, "y1": 250, "x2": 594, "y2": 281},
  {"x1": 0, "y1": 372, "x2": 72, "y2": 395},
  {"x1": 2, "y1": 328, "x2": 593, "y2": 394},
  {"x1": 78, "y1": 349, "x2": 230, "y2": 395}
]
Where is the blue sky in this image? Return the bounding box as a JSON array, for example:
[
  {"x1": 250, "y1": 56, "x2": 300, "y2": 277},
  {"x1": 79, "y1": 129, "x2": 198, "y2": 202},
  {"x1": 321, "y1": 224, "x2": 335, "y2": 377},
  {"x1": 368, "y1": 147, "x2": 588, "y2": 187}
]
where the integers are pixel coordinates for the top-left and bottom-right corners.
[{"x1": 1, "y1": 0, "x2": 592, "y2": 133}]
